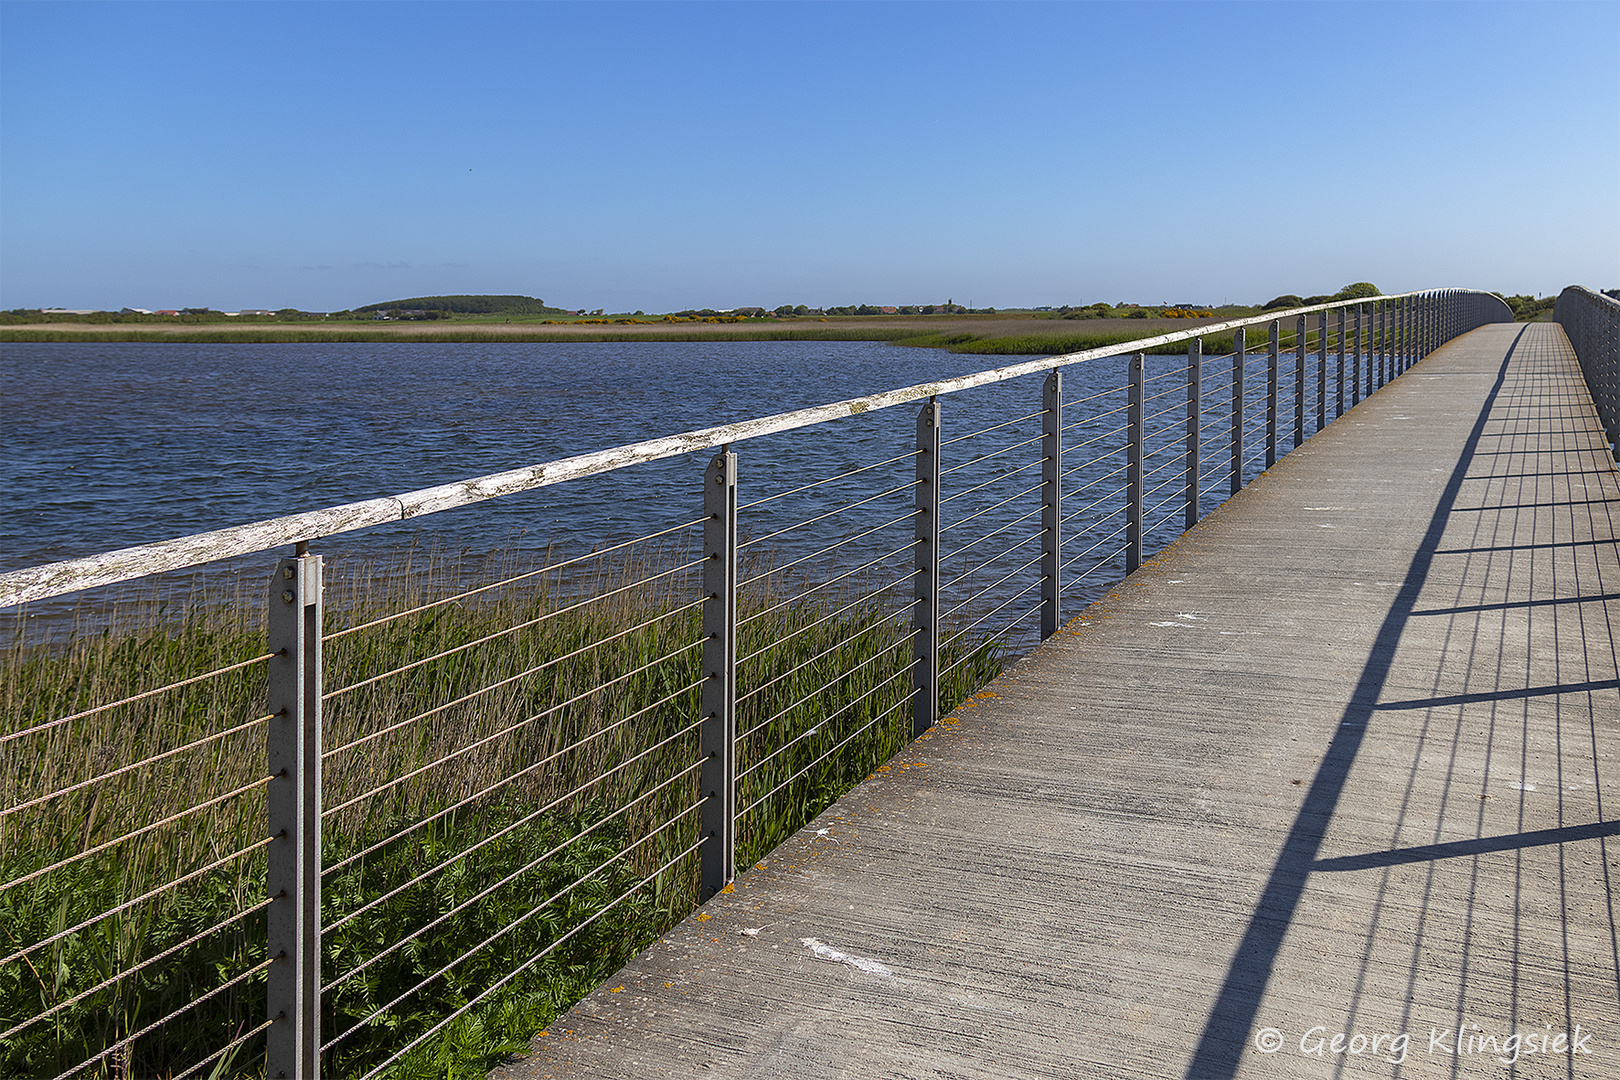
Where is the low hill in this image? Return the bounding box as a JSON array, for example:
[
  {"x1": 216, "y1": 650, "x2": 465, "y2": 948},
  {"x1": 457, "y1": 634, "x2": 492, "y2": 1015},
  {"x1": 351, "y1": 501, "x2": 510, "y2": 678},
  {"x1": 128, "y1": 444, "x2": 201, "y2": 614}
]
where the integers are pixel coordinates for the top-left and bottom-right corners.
[{"x1": 352, "y1": 295, "x2": 564, "y2": 315}]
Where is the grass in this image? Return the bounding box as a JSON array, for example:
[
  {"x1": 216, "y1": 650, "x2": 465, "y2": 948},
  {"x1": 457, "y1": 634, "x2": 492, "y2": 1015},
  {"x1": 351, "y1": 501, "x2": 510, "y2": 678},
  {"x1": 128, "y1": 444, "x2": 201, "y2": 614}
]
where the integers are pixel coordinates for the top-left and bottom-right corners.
[{"x1": 0, "y1": 541, "x2": 1003, "y2": 1079}]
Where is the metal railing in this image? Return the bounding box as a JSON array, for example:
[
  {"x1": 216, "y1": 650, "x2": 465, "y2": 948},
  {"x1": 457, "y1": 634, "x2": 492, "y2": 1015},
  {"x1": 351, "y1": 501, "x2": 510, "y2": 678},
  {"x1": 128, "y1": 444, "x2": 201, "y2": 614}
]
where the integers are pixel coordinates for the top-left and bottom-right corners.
[
  {"x1": 0, "y1": 288, "x2": 1511, "y2": 1078},
  {"x1": 1556, "y1": 285, "x2": 1620, "y2": 461}
]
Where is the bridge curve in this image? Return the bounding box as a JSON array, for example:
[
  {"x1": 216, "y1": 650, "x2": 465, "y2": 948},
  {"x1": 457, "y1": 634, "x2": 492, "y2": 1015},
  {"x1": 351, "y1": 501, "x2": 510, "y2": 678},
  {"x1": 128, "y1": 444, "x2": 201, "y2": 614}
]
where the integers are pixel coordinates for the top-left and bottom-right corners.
[{"x1": 497, "y1": 321, "x2": 1618, "y2": 1079}]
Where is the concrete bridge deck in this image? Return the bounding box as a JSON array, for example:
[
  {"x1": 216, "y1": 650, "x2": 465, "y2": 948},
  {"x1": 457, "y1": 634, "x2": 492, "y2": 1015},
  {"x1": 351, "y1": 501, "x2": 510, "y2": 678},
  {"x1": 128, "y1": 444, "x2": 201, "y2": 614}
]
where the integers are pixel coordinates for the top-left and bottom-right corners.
[{"x1": 497, "y1": 322, "x2": 1618, "y2": 1079}]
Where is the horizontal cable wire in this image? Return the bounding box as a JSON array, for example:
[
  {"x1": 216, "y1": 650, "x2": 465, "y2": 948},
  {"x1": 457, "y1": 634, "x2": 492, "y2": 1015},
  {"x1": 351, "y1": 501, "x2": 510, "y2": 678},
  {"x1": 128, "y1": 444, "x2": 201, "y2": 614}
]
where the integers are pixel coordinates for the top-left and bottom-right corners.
[
  {"x1": 322, "y1": 659, "x2": 706, "y2": 824},
  {"x1": 323, "y1": 753, "x2": 706, "y2": 986},
  {"x1": 1145, "y1": 507, "x2": 1183, "y2": 538},
  {"x1": 323, "y1": 603, "x2": 704, "y2": 760},
  {"x1": 736, "y1": 538, "x2": 912, "y2": 640},
  {"x1": 4, "y1": 836, "x2": 273, "y2": 966},
  {"x1": 1143, "y1": 361, "x2": 1194, "y2": 384},
  {"x1": 324, "y1": 556, "x2": 704, "y2": 702},
  {"x1": 940, "y1": 479, "x2": 1044, "y2": 543},
  {"x1": 2, "y1": 775, "x2": 273, "y2": 893},
  {"x1": 334, "y1": 801, "x2": 706, "y2": 1062},
  {"x1": 1060, "y1": 485, "x2": 1127, "y2": 529},
  {"x1": 737, "y1": 506, "x2": 918, "y2": 597},
  {"x1": 322, "y1": 676, "x2": 705, "y2": 877},
  {"x1": 939, "y1": 431, "x2": 1046, "y2": 478},
  {"x1": 737, "y1": 671, "x2": 912, "y2": 820},
  {"x1": 55, "y1": 958, "x2": 274, "y2": 1080},
  {"x1": 1063, "y1": 541, "x2": 1128, "y2": 582},
  {"x1": 1060, "y1": 383, "x2": 1130, "y2": 408},
  {"x1": 940, "y1": 565, "x2": 1044, "y2": 675},
  {"x1": 739, "y1": 448, "x2": 920, "y2": 511},
  {"x1": 3, "y1": 712, "x2": 273, "y2": 818},
  {"x1": 939, "y1": 407, "x2": 1046, "y2": 448},
  {"x1": 1061, "y1": 421, "x2": 1130, "y2": 456},
  {"x1": 1060, "y1": 524, "x2": 1129, "y2": 572},
  {"x1": 940, "y1": 549, "x2": 1044, "y2": 628},
  {"x1": 1, "y1": 652, "x2": 274, "y2": 746},
  {"x1": 169, "y1": 1017, "x2": 277, "y2": 1080},
  {"x1": 737, "y1": 595, "x2": 910, "y2": 710},
  {"x1": 352, "y1": 833, "x2": 706, "y2": 1080},
  {"x1": 0, "y1": 896, "x2": 274, "y2": 1043},
  {"x1": 946, "y1": 501, "x2": 1043, "y2": 569},
  {"x1": 979, "y1": 595, "x2": 1045, "y2": 650},
  {"x1": 1060, "y1": 400, "x2": 1132, "y2": 433},
  {"x1": 739, "y1": 476, "x2": 920, "y2": 553},
  {"x1": 1061, "y1": 461, "x2": 1129, "y2": 499},
  {"x1": 325, "y1": 517, "x2": 707, "y2": 641},
  {"x1": 737, "y1": 631, "x2": 912, "y2": 767},
  {"x1": 938, "y1": 457, "x2": 1044, "y2": 509}
]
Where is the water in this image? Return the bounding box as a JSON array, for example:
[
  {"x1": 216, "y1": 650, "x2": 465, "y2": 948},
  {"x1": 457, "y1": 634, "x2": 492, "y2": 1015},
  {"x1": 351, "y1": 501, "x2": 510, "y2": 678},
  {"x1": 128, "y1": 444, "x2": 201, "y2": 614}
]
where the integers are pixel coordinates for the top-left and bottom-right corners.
[{"x1": 3, "y1": 338, "x2": 1305, "y2": 647}]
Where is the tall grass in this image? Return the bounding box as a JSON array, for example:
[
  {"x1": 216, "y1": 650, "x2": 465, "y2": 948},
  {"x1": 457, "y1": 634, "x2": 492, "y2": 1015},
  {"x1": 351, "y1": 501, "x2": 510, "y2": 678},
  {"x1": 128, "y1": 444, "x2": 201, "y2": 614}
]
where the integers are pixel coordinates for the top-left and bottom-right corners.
[{"x1": 1, "y1": 541, "x2": 1003, "y2": 1079}]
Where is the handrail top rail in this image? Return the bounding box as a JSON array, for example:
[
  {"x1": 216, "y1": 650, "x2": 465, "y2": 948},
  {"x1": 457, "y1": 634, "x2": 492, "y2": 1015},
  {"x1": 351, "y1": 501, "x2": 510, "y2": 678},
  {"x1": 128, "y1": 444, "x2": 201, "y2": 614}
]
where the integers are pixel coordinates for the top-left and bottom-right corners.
[{"x1": 0, "y1": 289, "x2": 1500, "y2": 608}]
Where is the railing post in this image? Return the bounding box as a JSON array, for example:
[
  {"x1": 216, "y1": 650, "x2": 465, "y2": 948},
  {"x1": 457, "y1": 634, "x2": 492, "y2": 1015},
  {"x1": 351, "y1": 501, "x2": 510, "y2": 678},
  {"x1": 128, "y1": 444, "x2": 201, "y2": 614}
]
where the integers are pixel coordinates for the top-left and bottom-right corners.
[
  {"x1": 1376, "y1": 300, "x2": 1387, "y2": 389},
  {"x1": 1185, "y1": 337, "x2": 1202, "y2": 530},
  {"x1": 1399, "y1": 297, "x2": 1409, "y2": 373},
  {"x1": 1266, "y1": 320, "x2": 1280, "y2": 468},
  {"x1": 1335, "y1": 306, "x2": 1346, "y2": 418},
  {"x1": 266, "y1": 551, "x2": 323, "y2": 1080},
  {"x1": 1294, "y1": 314, "x2": 1306, "y2": 448},
  {"x1": 699, "y1": 449, "x2": 736, "y2": 900},
  {"x1": 1126, "y1": 353, "x2": 1144, "y2": 574},
  {"x1": 1352, "y1": 303, "x2": 1364, "y2": 405},
  {"x1": 1041, "y1": 372, "x2": 1062, "y2": 640},
  {"x1": 913, "y1": 399, "x2": 941, "y2": 737},
  {"x1": 1230, "y1": 327, "x2": 1245, "y2": 496},
  {"x1": 1316, "y1": 310, "x2": 1328, "y2": 431}
]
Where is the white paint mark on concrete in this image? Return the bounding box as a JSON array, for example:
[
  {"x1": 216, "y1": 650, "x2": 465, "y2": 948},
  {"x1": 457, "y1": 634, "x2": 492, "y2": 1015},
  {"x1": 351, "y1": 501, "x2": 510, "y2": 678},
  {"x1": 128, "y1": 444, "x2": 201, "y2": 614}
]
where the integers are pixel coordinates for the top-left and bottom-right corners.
[{"x1": 801, "y1": 938, "x2": 894, "y2": 977}]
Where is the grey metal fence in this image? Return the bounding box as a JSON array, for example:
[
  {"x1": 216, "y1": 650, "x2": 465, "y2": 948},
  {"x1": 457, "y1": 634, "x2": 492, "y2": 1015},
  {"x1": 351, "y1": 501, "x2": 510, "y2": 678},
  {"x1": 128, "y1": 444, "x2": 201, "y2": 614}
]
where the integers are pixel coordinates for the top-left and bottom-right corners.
[
  {"x1": 0, "y1": 289, "x2": 1512, "y2": 1079},
  {"x1": 1556, "y1": 285, "x2": 1620, "y2": 462}
]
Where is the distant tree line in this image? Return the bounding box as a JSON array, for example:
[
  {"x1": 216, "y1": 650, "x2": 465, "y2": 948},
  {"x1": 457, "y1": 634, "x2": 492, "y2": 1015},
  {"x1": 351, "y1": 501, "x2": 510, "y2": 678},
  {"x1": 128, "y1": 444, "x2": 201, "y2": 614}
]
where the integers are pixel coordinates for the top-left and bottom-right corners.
[{"x1": 351, "y1": 295, "x2": 563, "y2": 316}]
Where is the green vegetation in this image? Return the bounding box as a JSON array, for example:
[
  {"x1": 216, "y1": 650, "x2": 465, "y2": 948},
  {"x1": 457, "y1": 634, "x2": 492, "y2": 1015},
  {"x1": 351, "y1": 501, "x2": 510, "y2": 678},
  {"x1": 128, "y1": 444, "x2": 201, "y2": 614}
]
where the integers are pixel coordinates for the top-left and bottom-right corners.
[
  {"x1": 352, "y1": 296, "x2": 566, "y2": 317},
  {"x1": 1498, "y1": 294, "x2": 1557, "y2": 322},
  {"x1": 0, "y1": 544, "x2": 1003, "y2": 1079}
]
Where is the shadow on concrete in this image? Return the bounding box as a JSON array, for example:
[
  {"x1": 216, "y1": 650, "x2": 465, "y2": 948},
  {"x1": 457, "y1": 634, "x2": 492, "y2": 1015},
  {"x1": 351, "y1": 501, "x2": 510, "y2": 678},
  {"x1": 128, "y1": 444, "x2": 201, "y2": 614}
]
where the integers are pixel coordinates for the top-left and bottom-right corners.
[
  {"x1": 1181, "y1": 326, "x2": 1529, "y2": 1079},
  {"x1": 1311, "y1": 821, "x2": 1620, "y2": 872}
]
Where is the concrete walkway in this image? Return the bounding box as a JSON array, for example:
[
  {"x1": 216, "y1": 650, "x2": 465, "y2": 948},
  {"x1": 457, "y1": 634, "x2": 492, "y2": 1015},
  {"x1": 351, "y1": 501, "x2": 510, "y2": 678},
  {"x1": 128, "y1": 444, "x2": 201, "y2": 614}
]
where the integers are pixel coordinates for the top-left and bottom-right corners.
[{"x1": 495, "y1": 323, "x2": 1619, "y2": 1079}]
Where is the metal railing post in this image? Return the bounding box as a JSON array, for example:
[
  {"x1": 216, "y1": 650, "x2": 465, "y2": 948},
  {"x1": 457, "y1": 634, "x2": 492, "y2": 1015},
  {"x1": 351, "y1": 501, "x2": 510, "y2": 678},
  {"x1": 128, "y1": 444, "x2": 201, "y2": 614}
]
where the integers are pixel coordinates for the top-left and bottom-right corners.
[
  {"x1": 1185, "y1": 337, "x2": 1202, "y2": 530},
  {"x1": 1294, "y1": 314, "x2": 1306, "y2": 447},
  {"x1": 266, "y1": 551, "x2": 323, "y2": 1080},
  {"x1": 1376, "y1": 300, "x2": 1387, "y2": 389},
  {"x1": 1316, "y1": 310, "x2": 1328, "y2": 431},
  {"x1": 1266, "y1": 320, "x2": 1280, "y2": 467},
  {"x1": 1041, "y1": 372, "x2": 1062, "y2": 640},
  {"x1": 1335, "y1": 306, "x2": 1346, "y2": 418},
  {"x1": 1353, "y1": 304, "x2": 1364, "y2": 405},
  {"x1": 1126, "y1": 353, "x2": 1144, "y2": 574},
  {"x1": 1230, "y1": 327, "x2": 1245, "y2": 495},
  {"x1": 699, "y1": 449, "x2": 736, "y2": 900},
  {"x1": 913, "y1": 399, "x2": 941, "y2": 737}
]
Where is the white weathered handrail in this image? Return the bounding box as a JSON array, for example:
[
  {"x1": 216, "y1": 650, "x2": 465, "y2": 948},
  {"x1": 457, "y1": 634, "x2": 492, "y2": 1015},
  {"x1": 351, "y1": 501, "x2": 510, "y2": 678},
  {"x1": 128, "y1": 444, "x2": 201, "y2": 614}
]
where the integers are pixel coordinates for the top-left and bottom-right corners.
[{"x1": 0, "y1": 290, "x2": 1502, "y2": 607}]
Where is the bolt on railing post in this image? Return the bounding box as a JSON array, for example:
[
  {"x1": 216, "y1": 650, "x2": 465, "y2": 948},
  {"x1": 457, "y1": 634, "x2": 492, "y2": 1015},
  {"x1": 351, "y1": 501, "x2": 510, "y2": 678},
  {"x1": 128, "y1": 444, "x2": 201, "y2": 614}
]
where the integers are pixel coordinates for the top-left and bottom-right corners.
[
  {"x1": 1335, "y1": 306, "x2": 1346, "y2": 418},
  {"x1": 1126, "y1": 353, "x2": 1145, "y2": 574},
  {"x1": 1294, "y1": 314, "x2": 1307, "y2": 448},
  {"x1": 1352, "y1": 304, "x2": 1364, "y2": 405},
  {"x1": 266, "y1": 551, "x2": 323, "y2": 1080},
  {"x1": 913, "y1": 399, "x2": 941, "y2": 737},
  {"x1": 1041, "y1": 372, "x2": 1062, "y2": 640},
  {"x1": 699, "y1": 449, "x2": 736, "y2": 901},
  {"x1": 1230, "y1": 327, "x2": 1245, "y2": 496},
  {"x1": 1185, "y1": 336, "x2": 1202, "y2": 531},
  {"x1": 1266, "y1": 320, "x2": 1280, "y2": 467},
  {"x1": 1316, "y1": 310, "x2": 1328, "y2": 431}
]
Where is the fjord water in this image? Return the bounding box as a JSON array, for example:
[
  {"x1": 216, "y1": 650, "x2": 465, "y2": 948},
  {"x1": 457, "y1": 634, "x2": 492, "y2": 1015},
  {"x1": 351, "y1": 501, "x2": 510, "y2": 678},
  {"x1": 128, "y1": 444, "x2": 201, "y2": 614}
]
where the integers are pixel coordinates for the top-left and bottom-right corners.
[{"x1": 4, "y1": 339, "x2": 1271, "y2": 648}]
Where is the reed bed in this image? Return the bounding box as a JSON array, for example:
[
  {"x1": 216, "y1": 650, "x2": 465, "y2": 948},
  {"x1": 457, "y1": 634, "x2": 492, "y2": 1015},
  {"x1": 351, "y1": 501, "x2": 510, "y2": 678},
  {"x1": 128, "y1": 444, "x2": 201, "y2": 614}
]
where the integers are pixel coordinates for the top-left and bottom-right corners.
[{"x1": 1, "y1": 541, "x2": 1003, "y2": 1079}]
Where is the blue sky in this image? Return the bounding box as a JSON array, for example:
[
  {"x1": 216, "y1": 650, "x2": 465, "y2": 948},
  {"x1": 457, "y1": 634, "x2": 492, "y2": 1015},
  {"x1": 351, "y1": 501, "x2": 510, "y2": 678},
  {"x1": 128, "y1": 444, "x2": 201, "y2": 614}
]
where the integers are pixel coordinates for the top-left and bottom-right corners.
[{"x1": 2, "y1": 0, "x2": 1615, "y2": 313}]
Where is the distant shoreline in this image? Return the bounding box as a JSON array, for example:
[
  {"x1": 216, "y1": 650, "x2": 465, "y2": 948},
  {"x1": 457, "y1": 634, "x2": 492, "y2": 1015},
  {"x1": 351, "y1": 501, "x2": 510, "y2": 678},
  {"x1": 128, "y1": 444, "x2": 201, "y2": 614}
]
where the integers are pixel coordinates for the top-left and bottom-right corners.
[{"x1": 0, "y1": 313, "x2": 1234, "y2": 355}]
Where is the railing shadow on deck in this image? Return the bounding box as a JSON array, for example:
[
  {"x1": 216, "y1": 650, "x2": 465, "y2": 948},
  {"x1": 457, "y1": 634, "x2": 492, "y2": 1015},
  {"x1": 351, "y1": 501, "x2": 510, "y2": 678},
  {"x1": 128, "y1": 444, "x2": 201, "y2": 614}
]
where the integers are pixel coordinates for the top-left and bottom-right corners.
[{"x1": 1184, "y1": 323, "x2": 1620, "y2": 1077}]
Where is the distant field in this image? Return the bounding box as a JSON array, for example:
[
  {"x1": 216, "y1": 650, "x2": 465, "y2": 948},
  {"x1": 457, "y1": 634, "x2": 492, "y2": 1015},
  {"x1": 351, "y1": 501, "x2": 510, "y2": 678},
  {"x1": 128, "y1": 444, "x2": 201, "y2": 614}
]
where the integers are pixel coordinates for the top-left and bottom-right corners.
[{"x1": 0, "y1": 313, "x2": 1246, "y2": 355}]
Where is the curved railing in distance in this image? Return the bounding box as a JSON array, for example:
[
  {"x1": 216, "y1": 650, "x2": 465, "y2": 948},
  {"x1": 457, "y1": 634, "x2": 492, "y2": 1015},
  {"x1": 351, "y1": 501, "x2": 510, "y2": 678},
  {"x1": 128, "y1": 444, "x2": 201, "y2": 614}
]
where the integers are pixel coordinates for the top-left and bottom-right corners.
[
  {"x1": 0, "y1": 287, "x2": 1512, "y2": 1080},
  {"x1": 1556, "y1": 285, "x2": 1620, "y2": 461}
]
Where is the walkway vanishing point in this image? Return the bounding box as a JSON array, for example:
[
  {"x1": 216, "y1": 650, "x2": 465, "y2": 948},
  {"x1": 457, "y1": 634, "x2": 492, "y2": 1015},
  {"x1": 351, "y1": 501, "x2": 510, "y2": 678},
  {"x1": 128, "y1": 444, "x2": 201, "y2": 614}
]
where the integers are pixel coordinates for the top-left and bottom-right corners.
[{"x1": 497, "y1": 321, "x2": 1619, "y2": 1079}]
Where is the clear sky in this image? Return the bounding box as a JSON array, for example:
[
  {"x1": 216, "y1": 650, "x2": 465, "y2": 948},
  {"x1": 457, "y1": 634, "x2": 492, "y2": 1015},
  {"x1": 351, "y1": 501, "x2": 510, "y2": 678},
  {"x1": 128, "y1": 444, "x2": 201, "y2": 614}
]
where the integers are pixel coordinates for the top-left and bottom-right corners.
[{"x1": 2, "y1": 0, "x2": 1615, "y2": 314}]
